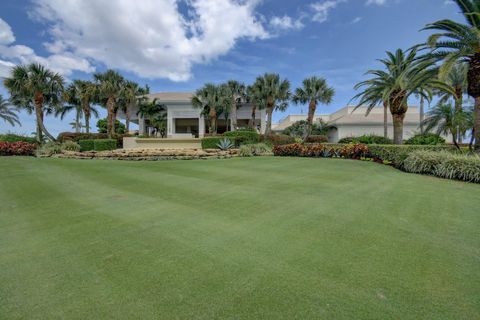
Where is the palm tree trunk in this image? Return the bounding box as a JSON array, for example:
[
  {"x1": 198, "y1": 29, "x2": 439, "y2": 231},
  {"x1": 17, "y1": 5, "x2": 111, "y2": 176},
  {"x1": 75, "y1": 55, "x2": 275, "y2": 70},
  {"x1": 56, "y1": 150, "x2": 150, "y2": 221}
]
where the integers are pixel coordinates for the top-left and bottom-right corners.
[
  {"x1": 302, "y1": 100, "x2": 316, "y2": 142},
  {"x1": 455, "y1": 88, "x2": 463, "y2": 144},
  {"x1": 474, "y1": 97, "x2": 480, "y2": 152},
  {"x1": 383, "y1": 101, "x2": 388, "y2": 139},
  {"x1": 34, "y1": 93, "x2": 55, "y2": 142},
  {"x1": 249, "y1": 103, "x2": 256, "y2": 129},
  {"x1": 265, "y1": 107, "x2": 273, "y2": 136},
  {"x1": 419, "y1": 96, "x2": 425, "y2": 134},
  {"x1": 85, "y1": 114, "x2": 90, "y2": 134},
  {"x1": 75, "y1": 110, "x2": 80, "y2": 133},
  {"x1": 106, "y1": 96, "x2": 115, "y2": 138},
  {"x1": 231, "y1": 98, "x2": 237, "y2": 132},
  {"x1": 469, "y1": 127, "x2": 475, "y2": 151},
  {"x1": 392, "y1": 113, "x2": 405, "y2": 145}
]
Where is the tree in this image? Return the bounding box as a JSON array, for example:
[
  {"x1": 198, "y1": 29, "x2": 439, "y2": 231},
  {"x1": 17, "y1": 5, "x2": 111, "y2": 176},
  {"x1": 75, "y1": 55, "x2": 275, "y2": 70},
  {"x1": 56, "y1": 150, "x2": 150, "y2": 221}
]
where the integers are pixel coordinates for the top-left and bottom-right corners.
[
  {"x1": 226, "y1": 80, "x2": 245, "y2": 131},
  {"x1": 283, "y1": 120, "x2": 329, "y2": 137},
  {"x1": 96, "y1": 118, "x2": 125, "y2": 134},
  {"x1": 422, "y1": 0, "x2": 480, "y2": 151},
  {"x1": 246, "y1": 83, "x2": 266, "y2": 131},
  {"x1": 137, "y1": 98, "x2": 166, "y2": 137},
  {"x1": 191, "y1": 83, "x2": 223, "y2": 134},
  {"x1": 253, "y1": 73, "x2": 290, "y2": 135},
  {"x1": 3, "y1": 63, "x2": 64, "y2": 143},
  {"x1": 93, "y1": 70, "x2": 124, "y2": 138},
  {"x1": 292, "y1": 76, "x2": 334, "y2": 142},
  {"x1": 66, "y1": 80, "x2": 97, "y2": 134},
  {"x1": 422, "y1": 102, "x2": 472, "y2": 149},
  {"x1": 0, "y1": 94, "x2": 20, "y2": 126},
  {"x1": 352, "y1": 49, "x2": 451, "y2": 144},
  {"x1": 119, "y1": 80, "x2": 147, "y2": 133}
]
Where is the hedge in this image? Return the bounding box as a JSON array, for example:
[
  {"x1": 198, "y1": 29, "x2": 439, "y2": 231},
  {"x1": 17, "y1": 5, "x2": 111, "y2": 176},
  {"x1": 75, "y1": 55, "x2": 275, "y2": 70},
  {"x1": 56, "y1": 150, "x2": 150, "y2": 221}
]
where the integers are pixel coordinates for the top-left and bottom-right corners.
[
  {"x1": 405, "y1": 133, "x2": 445, "y2": 145},
  {"x1": 224, "y1": 130, "x2": 259, "y2": 144},
  {"x1": 305, "y1": 135, "x2": 328, "y2": 143},
  {"x1": 79, "y1": 140, "x2": 95, "y2": 151},
  {"x1": 93, "y1": 139, "x2": 117, "y2": 151},
  {"x1": 0, "y1": 141, "x2": 37, "y2": 156},
  {"x1": 57, "y1": 132, "x2": 132, "y2": 148},
  {"x1": 0, "y1": 134, "x2": 38, "y2": 144},
  {"x1": 404, "y1": 151, "x2": 480, "y2": 183},
  {"x1": 201, "y1": 137, "x2": 237, "y2": 149},
  {"x1": 259, "y1": 134, "x2": 296, "y2": 146},
  {"x1": 338, "y1": 134, "x2": 393, "y2": 145},
  {"x1": 273, "y1": 143, "x2": 368, "y2": 159}
]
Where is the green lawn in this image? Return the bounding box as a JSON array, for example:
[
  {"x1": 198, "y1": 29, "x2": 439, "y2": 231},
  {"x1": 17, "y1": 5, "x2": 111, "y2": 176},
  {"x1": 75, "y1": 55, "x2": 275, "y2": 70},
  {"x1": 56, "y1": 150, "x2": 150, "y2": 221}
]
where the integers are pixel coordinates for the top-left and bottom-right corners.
[{"x1": 0, "y1": 157, "x2": 479, "y2": 319}]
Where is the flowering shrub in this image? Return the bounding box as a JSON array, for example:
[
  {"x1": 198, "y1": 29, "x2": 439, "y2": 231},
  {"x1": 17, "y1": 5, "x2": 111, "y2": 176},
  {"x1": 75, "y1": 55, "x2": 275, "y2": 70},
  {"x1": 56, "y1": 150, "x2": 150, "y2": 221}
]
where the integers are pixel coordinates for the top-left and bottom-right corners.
[
  {"x1": 273, "y1": 143, "x2": 369, "y2": 159},
  {"x1": 0, "y1": 141, "x2": 37, "y2": 156},
  {"x1": 339, "y1": 143, "x2": 369, "y2": 159},
  {"x1": 272, "y1": 143, "x2": 306, "y2": 156}
]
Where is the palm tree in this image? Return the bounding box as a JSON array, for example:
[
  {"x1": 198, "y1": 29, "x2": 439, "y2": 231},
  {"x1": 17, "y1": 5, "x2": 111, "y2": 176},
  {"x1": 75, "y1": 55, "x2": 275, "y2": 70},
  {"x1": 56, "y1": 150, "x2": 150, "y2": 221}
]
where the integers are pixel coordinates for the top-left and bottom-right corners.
[
  {"x1": 292, "y1": 76, "x2": 334, "y2": 142},
  {"x1": 137, "y1": 98, "x2": 166, "y2": 137},
  {"x1": 119, "y1": 80, "x2": 147, "y2": 133},
  {"x1": 422, "y1": 102, "x2": 471, "y2": 149},
  {"x1": 352, "y1": 49, "x2": 451, "y2": 144},
  {"x1": 3, "y1": 63, "x2": 64, "y2": 143},
  {"x1": 93, "y1": 70, "x2": 124, "y2": 138},
  {"x1": 422, "y1": 0, "x2": 480, "y2": 151},
  {"x1": 226, "y1": 80, "x2": 245, "y2": 131},
  {"x1": 0, "y1": 94, "x2": 20, "y2": 126},
  {"x1": 191, "y1": 83, "x2": 222, "y2": 134},
  {"x1": 56, "y1": 104, "x2": 83, "y2": 133},
  {"x1": 253, "y1": 73, "x2": 290, "y2": 135},
  {"x1": 72, "y1": 80, "x2": 97, "y2": 134}
]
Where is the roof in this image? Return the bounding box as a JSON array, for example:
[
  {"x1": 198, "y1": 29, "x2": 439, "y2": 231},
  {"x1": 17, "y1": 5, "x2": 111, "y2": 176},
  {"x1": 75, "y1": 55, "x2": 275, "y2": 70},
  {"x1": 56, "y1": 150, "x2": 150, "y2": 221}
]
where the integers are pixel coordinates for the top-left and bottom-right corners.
[{"x1": 146, "y1": 92, "x2": 193, "y2": 102}]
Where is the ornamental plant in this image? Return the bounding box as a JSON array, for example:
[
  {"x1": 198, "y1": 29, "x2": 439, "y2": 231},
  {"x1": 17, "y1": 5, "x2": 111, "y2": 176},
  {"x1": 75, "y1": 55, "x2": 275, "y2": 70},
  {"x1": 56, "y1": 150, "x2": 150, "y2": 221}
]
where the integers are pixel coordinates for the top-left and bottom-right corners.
[{"x1": 0, "y1": 141, "x2": 37, "y2": 156}]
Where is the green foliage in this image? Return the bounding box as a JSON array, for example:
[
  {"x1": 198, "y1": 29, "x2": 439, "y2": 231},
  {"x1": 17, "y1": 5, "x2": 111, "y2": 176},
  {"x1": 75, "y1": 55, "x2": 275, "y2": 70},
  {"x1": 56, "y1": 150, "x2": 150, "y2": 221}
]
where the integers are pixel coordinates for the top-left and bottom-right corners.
[
  {"x1": 239, "y1": 143, "x2": 272, "y2": 157},
  {"x1": 305, "y1": 135, "x2": 328, "y2": 143},
  {"x1": 405, "y1": 133, "x2": 446, "y2": 145},
  {"x1": 259, "y1": 134, "x2": 295, "y2": 146},
  {"x1": 224, "y1": 130, "x2": 259, "y2": 144},
  {"x1": 202, "y1": 137, "x2": 237, "y2": 149},
  {"x1": 338, "y1": 135, "x2": 393, "y2": 145},
  {"x1": 93, "y1": 139, "x2": 117, "y2": 151},
  {"x1": 216, "y1": 138, "x2": 234, "y2": 150},
  {"x1": 0, "y1": 133, "x2": 37, "y2": 144},
  {"x1": 61, "y1": 141, "x2": 81, "y2": 152},
  {"x1": 58, "y1": 132, "x2": 131, "y2": 148},
  {"x1": 36, "y1": 142, "x2": 63, "y2": 157},
  {"x1": 96, "y1": 118, "x2": 125, "y2": 134},
  {"x1": 404, "y1": 151, "x2": 480, "y2": 183},
  {"x1": 283, "y1": 120, "x2": 329, "y2": 137},
  {"x1": 78, "y1": 140, "x2": 95, "y2": 152}
]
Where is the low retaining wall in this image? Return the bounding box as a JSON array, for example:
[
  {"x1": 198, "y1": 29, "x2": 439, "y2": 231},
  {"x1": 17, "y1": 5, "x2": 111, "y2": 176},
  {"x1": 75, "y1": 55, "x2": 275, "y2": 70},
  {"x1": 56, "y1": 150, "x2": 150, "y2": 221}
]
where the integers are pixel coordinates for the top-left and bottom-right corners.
[
  {"x1": 123, "y1": 137, "x2": 202, "y2": 150},
  {"x1": 54, "y1": 148, "x2": 238, "y2": 160}
]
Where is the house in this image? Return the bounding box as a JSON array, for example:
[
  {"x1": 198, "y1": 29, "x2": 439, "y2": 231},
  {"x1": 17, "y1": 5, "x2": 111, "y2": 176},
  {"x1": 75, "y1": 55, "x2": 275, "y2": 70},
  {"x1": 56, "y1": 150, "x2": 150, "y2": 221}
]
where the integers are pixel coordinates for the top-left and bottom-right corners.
[
  {"x1": 118, "y1": 92, "x2": 266, "y2": 138},
  {"x1": 272, "y1": 105, "x2": 446, "y2": 142}
]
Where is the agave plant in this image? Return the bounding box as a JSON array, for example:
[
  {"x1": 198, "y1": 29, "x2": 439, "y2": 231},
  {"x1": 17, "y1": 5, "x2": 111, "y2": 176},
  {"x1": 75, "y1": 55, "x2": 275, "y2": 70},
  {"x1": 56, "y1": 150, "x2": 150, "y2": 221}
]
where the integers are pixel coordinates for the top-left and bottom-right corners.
[{"x1": 216, "y1": 138, "x2": 234, "y2": 150}]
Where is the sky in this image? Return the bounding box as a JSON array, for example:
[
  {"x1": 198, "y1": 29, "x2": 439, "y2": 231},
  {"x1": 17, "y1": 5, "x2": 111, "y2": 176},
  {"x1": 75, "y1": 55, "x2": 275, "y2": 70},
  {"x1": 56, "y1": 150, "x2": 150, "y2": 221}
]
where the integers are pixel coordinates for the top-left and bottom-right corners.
[{"x1": 0, "y1": 0, "x2": 462, "y2": 136}]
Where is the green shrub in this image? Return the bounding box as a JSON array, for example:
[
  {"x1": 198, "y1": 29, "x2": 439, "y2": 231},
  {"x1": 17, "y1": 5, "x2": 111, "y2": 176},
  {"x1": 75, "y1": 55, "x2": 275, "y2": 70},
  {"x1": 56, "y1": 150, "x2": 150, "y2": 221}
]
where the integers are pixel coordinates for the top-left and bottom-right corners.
[
  {"x1": 202, "y1": 137, "x2": 238, "y2": 149},
  {"x1": 0, "y1": 134, "x2": 37, "y2": 144},
  {"x1": 36, "y1": 142, "x2": 63, "y2": 157},
  {"x1": 405, "y1": 133, "x2": 445, "y2": 145},
  {"x1": 78, "y1": 140, "x2": 95, "y2": 151},
  {"x1": 57, "y1": 132, "x2": 131, "y2": 148},
  {"x1": 224, "y1": 130, "x2": 259, "y2": 145},
  {"x1": 338, "y1": 135, "x2": 392, "y2": 145},
  {"x1": 93, "y1": 139, "x2": 117, "y2": 151},
  {"x1": 404, "y1": 151, "x2": 480, "y2": 183},
  {"x1": 305, "y1": 135, "x2": 328, "y2": 143},
  {"x1": 239, "y1": 143, "x2": 272, "y2": 157},
  {"x1": 61, "y1": 141, "x2": 81, "y2": 152},
  {"x1": 96, "y1": 118, "x2": 125, "y2": 134},
  {"x1": 259, "y1": 134, "x2": 295, "y2": 146}
]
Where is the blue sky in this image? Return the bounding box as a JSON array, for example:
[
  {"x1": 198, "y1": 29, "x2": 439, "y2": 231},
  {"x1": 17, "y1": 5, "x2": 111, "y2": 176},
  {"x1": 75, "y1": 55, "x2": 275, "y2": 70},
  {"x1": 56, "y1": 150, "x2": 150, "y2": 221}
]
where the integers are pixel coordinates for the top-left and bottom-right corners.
[{"x1": 0, "y1": 0, "x2": 461, "y2": 136}]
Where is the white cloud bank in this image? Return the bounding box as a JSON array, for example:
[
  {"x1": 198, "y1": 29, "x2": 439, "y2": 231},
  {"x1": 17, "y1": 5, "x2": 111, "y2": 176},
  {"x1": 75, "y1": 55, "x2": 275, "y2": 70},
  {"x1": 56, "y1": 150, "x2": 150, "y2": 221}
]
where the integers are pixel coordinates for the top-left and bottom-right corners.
[
  {"x1": 310, "y1": 0, "x2": 346, "y2": 23},
  {"x1": 26, "y1": 0, "x2": 269, "y2": 81}
]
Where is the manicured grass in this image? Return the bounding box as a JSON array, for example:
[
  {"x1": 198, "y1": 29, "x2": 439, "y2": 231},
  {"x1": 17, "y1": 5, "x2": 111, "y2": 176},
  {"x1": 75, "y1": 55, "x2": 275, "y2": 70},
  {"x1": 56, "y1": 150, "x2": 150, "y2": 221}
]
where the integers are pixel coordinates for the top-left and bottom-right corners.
[{"x1": 0, "y1": 157, "x2": 479, "y2": 319}]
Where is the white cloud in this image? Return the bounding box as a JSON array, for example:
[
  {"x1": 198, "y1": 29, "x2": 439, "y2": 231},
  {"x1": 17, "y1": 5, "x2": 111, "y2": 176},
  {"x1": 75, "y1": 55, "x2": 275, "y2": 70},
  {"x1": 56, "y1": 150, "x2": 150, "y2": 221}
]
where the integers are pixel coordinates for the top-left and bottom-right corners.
[
  {"x1": 351, "y1": 17, "x2": 362, "y2": 24},
  {"x1": 0, "y1": 18, "x2": 15, "y2": 45},
  {"x1": 29, "y1": 0, "x2": 270, "y2": 81},
  {"x1": 310, "y1": 0, "x2": 346, "y2": 23},
  {"x1": 0, "y1": 59, "x2": 15, "y2": 77},
  {"x1": 270, "y1": 15, "x2": 304, "y2": 31},
  {"x1": 366, "y1": 0, "x2": 386, "y2": 5}
]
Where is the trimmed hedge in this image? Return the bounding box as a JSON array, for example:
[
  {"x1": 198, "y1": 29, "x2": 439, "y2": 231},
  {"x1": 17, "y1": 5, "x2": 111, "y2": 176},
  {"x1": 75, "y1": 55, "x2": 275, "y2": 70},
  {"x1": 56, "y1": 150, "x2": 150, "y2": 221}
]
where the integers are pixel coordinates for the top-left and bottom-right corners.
[
  {"x1": 404, "y1": 151, "x2": 480, "y2": 183},
  {"x1": 259, "y1": 134, "x2": 296, "y2": 146},
  {"x1": 201, "y1": 137, "x2": 237, "y2": 149},
  {"x1": 305, "y1": 135, "x2": 328, "y2": 143},
  {"x1": 79, "y1": 140, "x2": 95, "y2": 151},
  {"x1": 57, "y1": 132, "x2": 132, "y2": 148},
  {"x1": 224, "y1": 130, "x2": 259, "y2": 144},
  {"x1": 338, "y1": 134, "x2": 393, "y2": 145},
  {"x1": 0, "y1": 134, "x2": 38, "y2": 144},
  {"x1": 273, "y1": 143, "x2": 369, "y2": 159},
  {"x1": 405, "y1": 133, "x2": 445, "y2": 145},
  {"x1": 93, "y1": 139, "x2": 117, "y2": 151}
]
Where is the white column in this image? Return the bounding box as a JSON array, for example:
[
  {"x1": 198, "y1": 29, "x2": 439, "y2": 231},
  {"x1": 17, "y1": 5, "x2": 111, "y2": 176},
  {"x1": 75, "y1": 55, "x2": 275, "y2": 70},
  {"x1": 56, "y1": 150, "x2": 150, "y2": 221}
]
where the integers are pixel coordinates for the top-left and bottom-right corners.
[
  {"x1": 138, "y1": 115, "x2": 146, "y2": 135},
  {"x1": 167, "y1": 109, "x2": 174, "y2": 137},
  {"x1": 198, "y1": 114, "x2": 205, "y2": 138},
  {"x1": 260, "y1": 109, "x2": 266, "y2": 134}
]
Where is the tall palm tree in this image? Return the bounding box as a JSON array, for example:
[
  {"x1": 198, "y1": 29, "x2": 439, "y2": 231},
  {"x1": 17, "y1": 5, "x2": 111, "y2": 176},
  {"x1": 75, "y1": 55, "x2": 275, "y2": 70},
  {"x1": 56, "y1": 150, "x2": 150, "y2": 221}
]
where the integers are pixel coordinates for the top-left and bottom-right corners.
[
  {"x1": 422, "y1": 102, "x2": 471, "y2": 149},
  {"x1": 253, "y1": 73, "x2": 290, "y2": 135},
  {"x1": 191, "y1": 83, "x2": 222, "y2": 134},
  {"x1": 292, "y1": 76, "x2": 334, "y2": 142},
  {"x1": 119, "y1": 80, "x2": 147, "y2": 133},
  {"x1": 3, "y1": 63, "x2": 64, "y2": 143},
  {"x1": 0, "y1": 94, "x2": 20, "y2": 126},
  {"x1": 68, "y1": 80, "x2": 97, "y2": 134},
  {"x1": 422, "y1": 0, "x2": 480, "y2": 151},
  {"x1": 352, "y1": 49, "x2": 451, "y2": 144},
  {"x1": 226, "y1": 80, "x2": 245, "y2": 131},
  {"x1": 93, "y1": 70, "x2": 124, "y2": 138}
]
